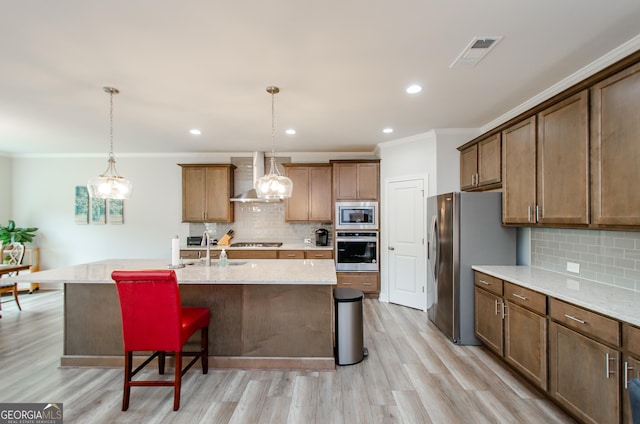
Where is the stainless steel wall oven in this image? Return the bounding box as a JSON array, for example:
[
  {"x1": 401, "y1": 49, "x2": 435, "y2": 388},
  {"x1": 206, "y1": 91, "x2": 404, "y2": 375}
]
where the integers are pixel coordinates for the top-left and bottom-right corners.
[{"x1": 335, "y1": 231, "x2": 379, "y2": 272}]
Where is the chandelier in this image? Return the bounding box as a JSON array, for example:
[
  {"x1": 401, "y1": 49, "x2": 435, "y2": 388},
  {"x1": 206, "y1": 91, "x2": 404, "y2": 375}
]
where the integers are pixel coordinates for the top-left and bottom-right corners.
[
  {"x1": 87, "y1": 87, "x2": 133, "y2": 200},
  {"x1": 255, "y1": 86, "x2": 293, "y2": 200}
]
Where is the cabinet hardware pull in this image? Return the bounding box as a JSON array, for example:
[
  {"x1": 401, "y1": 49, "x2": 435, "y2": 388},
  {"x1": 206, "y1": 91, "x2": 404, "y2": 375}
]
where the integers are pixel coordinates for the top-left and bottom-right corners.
[
  {"x1": 535, "y1": 205, "x2": 539, "y2": 222},
  {"x1": 287, "y1": 254, "x2": 296, "y2": 257},
  {"x1": 476, "y1": 173, "x2": 479, "y2": 186},
  {"x1": 625, "y1": 361, "x2": 634, "y2": 388},
  {"x1": 606, "y1": 353, "x2": 616, "y2": 378},
  {"x1": 512, "y1": 293, "x2": 528, "y2": 301},
  {"x1": 313, "y1": 254, "x2": 323, "y2": 257},
  {"x1": 494, "y1": 299, "x2": 500, "y2": 316},
  {"x1": 527, "y1": 206, "x2": 531, "y2": 222},
  {"x1": 502, "y1": 302, "x2": 507, "y2": 319},
  {"x1": 564, "y1": 314, "x2": 586, "y2": 324},
  {"x1": 478, "y1": 279, "x2": 491, "y2": 285}
]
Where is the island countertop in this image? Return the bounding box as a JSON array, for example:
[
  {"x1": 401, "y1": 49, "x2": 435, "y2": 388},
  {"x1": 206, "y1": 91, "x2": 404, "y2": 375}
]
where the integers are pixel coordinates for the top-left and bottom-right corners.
[{"x1": 8, "y1": 258, "x2": 337, "y2": 285}]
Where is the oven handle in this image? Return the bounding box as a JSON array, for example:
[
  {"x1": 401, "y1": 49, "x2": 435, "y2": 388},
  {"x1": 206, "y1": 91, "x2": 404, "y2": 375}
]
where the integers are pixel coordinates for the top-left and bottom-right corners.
[{"x1": 336, "y1": 238, "x2": 378, "y2": 243}]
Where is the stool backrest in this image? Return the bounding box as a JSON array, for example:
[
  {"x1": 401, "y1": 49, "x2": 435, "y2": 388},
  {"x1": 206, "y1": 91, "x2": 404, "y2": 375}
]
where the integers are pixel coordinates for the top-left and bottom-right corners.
[{"x1": 112, "y1": 270, "x2": 183, "y2": 352}]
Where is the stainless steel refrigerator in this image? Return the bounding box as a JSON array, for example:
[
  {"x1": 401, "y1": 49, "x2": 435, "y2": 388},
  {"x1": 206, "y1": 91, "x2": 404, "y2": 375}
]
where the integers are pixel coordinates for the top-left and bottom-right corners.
[{"x1": 427, "y1": 192, "x2": 515, "y2": 345}]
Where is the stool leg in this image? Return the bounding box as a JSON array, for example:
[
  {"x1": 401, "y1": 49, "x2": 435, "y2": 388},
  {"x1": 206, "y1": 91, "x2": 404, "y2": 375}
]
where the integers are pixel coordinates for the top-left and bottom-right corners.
[
  {"x1": 201, "y1": 327, "x2": 208, "y2": 374},
  {"x1": 158, "y1": 351, "x2": 165, "y2": 374},
  {"x1": 122, "y1": 351, "x2": 132, "y2": 411},
  {"x1": 173, "y1": 351, "x2": 182, "y2": 411}
]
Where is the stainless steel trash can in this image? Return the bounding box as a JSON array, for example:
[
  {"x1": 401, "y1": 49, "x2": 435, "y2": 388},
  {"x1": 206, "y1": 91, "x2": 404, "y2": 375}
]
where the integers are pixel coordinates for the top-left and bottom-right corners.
[{"x1": 334, "y1": 288, "x2": 366, "y2": 365}]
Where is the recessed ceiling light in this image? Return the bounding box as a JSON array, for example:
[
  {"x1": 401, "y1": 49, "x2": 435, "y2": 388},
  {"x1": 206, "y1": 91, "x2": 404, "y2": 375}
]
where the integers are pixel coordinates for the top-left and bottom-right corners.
[
  {"x1": 285, "y1": 129, "x2": 296, "y2": 135},
  {"x1": 189, "y1": 129, "x2": 202, "y2": 135},
  {"x1": 383, "y1": 128, "x2": 394, "y2": 134},
  {"x1": 406, "y1": 85, "x2": 422, "y2": 94}
]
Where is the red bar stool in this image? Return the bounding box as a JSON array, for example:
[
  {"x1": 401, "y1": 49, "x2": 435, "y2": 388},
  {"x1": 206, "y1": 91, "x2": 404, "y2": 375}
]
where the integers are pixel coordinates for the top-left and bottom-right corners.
[{"x1": 112, "y1": 270, "x2": 210, "y2": 411}]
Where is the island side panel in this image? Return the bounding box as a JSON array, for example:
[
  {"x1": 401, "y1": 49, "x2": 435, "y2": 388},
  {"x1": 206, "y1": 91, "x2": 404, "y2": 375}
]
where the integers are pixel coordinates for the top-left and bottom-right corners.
[
  {"x1": 241, "y1": 284, "x2": 334, "y2": 357},
  {"x1": 179, "y1": 284, "x2": 244, "y2": 356},
  {"x1": 65, "y1": 283, "x2": 123, "y2": 356}
]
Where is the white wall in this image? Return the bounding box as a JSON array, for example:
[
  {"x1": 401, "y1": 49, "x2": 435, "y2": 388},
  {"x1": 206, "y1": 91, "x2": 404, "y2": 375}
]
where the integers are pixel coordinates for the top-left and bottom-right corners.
[
  {"x1": 9, "y1": 151, "x2": 376, "y2": 269},
  {"x1": 377, "y1": 129, "x2": 479, "y2": 301},
  {"x1": 0, "y1": 155, "x2": 11, "y2": 223}
]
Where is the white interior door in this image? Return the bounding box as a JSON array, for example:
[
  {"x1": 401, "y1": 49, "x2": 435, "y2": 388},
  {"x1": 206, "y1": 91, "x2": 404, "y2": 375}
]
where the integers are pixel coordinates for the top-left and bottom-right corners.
[{"x1": 387, "y1": 177, "x2": 426, "y2": 310}]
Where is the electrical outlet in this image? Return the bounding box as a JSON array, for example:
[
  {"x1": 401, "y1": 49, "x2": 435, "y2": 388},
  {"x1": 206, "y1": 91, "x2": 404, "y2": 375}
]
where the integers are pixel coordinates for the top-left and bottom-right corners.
[
  {"x1": 304, "y1": 238, "x2": 312, "y2": 244},
  {"x1": 567, "y1": 262, "x2": 580, "y2": 274}
]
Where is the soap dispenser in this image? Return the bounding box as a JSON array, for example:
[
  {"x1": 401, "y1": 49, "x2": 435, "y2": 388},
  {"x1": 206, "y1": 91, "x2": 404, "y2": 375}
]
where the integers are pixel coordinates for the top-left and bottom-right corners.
[{"x1": 219, "y1": 249, "x2": 228, "y2": 267}]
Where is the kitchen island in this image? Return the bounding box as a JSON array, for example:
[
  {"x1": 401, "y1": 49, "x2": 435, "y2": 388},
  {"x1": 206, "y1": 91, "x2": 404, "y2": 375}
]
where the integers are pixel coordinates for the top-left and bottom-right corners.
[{"x1": 10, "y1": 259, "x2": 337, "y2": 370}]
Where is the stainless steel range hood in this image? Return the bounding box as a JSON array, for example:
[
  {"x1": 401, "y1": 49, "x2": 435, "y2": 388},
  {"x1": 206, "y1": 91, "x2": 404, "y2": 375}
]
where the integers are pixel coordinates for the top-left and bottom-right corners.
[{"x1": 230, "y1": 152, "x2": 280, "y2": 202}]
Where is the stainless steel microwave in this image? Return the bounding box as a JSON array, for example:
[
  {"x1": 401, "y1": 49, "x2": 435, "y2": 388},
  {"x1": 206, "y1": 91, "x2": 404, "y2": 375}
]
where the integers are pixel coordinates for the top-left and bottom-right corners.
[{"x1": 335, "y1": 201, "x2": 378, "y2": 230}]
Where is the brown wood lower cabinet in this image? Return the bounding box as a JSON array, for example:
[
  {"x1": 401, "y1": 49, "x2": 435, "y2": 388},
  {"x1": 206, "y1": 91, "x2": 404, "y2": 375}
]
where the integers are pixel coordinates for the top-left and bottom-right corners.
[
  {"x1": 474, "y1": 286, "x2": 504, "y2": 355},
  {"x1": 505, "y1": 301, "x2": 547, "y2": 390},
  {"x1": 336, "y1": 272, "x2": 379, "y2": 297},
  {"x1": 549, "y1": 321, "x2": 620, "y2": 424}
]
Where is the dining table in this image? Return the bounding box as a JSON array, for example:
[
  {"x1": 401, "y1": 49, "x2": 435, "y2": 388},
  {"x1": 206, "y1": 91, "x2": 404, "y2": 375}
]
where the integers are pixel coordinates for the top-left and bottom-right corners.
[{"x1": 0, "y1": 263, "x2": 31, "y2": 317}]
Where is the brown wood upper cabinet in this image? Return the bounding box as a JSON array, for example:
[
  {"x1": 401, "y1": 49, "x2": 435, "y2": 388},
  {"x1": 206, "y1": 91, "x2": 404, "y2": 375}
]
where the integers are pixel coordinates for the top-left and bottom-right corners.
[
  {"x1": 537, "y1": 90, "x2": 589, "y2": 225},
  {"x1": 502, "y1": 90, "x2": 589, "y2": 225},
  {"x1": 179, "y1": 164, "x2": 235, "y2": 223},
  {"x1": 460, "y1": 133, "x2": 501, "y2": 191},
  {"x1": 502, "y1": 116, "x2": 537, "y2": 224},
  {"x1": 331, "y1": 160, "x2": 380, "y2": 201},
  {"x1": 591, "y1": 61, "x2": 640, "y2": 227},
  {"x1": 284, "y1": 164, "x2": 332, "y2": 222}
]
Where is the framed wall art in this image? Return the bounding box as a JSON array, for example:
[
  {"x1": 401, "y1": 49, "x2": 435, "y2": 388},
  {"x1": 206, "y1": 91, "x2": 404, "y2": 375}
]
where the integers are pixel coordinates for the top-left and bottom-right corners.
[
  {"x1": 74, "y1": 186, "x2": 89, "y2": 224},
  {"x1": 108, "y1": 199, "x2": 124, "y2": 224}
]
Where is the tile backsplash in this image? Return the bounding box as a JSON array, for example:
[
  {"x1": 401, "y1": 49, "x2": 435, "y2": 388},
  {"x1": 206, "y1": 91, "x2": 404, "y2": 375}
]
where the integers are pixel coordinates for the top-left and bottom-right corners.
[
  {"x1": 531, "y1": 228, "x2": 640, "y2": 290},
  {"x1": 189, "y1": 156, "x2": 332, "y2": 245}
]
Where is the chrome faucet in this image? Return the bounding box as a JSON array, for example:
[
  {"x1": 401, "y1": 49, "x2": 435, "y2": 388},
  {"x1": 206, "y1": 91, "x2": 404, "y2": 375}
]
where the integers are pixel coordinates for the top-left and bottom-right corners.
[{"x1": 202, "y1": 231, "x2": 211, "y2": 266}]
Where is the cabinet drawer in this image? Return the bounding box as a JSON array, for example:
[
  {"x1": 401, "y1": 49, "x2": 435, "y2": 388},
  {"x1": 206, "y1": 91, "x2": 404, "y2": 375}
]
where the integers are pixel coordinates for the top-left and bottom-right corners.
[
  {"x1": 549, "y1": 298, "x2": 620, "y2": 347},
  {"x1": 504, "y1": 282, "x2": 546, "y2": 315},
  {"x1": 474, "y1": 272, "x2": 503, "y2": 296},
  {"x1": 336, "y1": 272, "x2": 379, "y2": 293},
  {"x1": 228, "y1": 250, "x2": 277, "y2": 259},
  {"x1": 305, "y1": 250, "x2": 333, "y2": 259},
  {"x1": 624, "y1": 323, "x2": 640, "y2": 357},
  {"x1": 180, "y1": 250, "x2": 201, "y2": 260},
  {"x1": 278, "y1": 250, "x2": 305, "y2": 259}
]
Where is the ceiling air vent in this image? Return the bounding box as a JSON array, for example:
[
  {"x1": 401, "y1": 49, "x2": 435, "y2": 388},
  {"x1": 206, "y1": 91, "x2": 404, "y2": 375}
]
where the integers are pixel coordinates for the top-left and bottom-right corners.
[{"x1": 450, "y1": 36, "x2": 503, "y2": 68}]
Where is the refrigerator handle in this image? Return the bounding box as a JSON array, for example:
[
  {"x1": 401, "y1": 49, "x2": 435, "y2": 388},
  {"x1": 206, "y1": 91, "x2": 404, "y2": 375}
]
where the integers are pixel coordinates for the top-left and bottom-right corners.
[{"x1": 430, "y1": 216, "x2": 439, "y2": 279}]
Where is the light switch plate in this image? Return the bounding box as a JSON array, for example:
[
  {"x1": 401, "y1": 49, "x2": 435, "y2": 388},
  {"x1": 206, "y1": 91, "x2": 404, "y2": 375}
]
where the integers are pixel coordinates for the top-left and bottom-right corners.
[{"x1": 567, "y1": 262, "x2": 580, "y2": 273}]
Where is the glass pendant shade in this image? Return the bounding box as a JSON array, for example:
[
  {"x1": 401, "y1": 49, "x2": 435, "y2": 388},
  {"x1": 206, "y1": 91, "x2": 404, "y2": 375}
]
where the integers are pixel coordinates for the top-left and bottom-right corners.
[
  {"x1": 87, "y1": 87, "x2": 132, "y2": 200},
  {"x1": 87, "y1": 157, "x2": 133, "y2": 199},
  {"x1": 256, "y1": 86, "x2": 293, "y2": 200},
  {"x1": 256, "y1": 158, "x2": 293, "y2": 199}
]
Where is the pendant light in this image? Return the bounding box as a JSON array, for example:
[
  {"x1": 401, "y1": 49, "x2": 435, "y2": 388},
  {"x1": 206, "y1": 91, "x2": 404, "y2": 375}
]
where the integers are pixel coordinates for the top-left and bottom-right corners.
[
  {"x1": 87, "y1": 87, "x2": 133, "y2": 199},
  {"x1": 255, "y1": 86, "x2": 293, "y2": 200}
]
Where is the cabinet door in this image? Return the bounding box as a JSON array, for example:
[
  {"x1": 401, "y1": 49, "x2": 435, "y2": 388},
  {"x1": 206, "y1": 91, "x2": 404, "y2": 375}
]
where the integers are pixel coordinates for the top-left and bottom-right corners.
[
  {"x1": 549, "y1": 321, "x2": 620, "y2": 424},
  {"x1": 460, "y1": 145, "x2": 478, "y2": 190},
  {"x1": 205, "y1": 166, "x2": 234, "y2": 222},
  {"x1": 623, "y1": 355, "x2": 640, "y2": 424},
  {"x1": 502, "y1": 116, "x2": 537, "y2": 224},
  {"x1": 285, "y1": 167, "x2": 310, "y2": 221},
  {"x1": 591, "y1": 62, "x2": 640, "y2": 227},
  {"x1": 537, "y1": 90, "x2": 589, "y2": 225},
  {"x1": 474, "y1": 287, "x2": 504, "y2": 355},
  {"x1": 504, "y1": 301, "x2": 547, "y2": 390},
  {"x1": 356, "y1": 163, "x2": 379, "y2": 200},
  {"x1": 334, "y1": 163, "x2": 358, "y2": 200},
  {"x1": 478, "y1": 134, "x2": 501, "y2": 186},
  {"x1": 182, "y1": 167, "x2": 206, "y2": 222},
  {"x1": 309, "y1": 166, "x2": 332, "y2": 221}
]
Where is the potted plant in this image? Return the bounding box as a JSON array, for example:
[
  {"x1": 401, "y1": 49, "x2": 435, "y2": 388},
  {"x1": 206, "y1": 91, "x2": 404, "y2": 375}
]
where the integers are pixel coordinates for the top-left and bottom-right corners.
[{"x1": 0, "y1": 220, "x2": 38, "y2": 246}]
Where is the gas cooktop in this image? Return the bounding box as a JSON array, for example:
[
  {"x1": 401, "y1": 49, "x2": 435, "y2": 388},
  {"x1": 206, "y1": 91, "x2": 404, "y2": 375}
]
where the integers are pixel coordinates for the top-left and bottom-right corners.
[{"x1": 229, "y1": 242, "x2": 283, "y2": 248}]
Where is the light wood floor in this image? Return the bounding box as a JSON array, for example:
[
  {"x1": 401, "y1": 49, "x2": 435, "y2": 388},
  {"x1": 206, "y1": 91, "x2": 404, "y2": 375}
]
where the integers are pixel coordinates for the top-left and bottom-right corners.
[{"x1": 0, "y1": 290, "x2": 575, "y2": 423}]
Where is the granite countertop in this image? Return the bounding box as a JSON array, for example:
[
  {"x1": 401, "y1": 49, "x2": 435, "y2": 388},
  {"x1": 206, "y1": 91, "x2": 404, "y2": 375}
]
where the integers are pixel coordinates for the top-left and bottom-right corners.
[
  {"x1": 181, "y1": 243, "x2": 333, "y2": 251},
  {"x1": 7, "y1": 258, "x2": 337, "y2": 286},
  {"x1": 472, "y1": 265, "x2": 640, "y2": 327}
]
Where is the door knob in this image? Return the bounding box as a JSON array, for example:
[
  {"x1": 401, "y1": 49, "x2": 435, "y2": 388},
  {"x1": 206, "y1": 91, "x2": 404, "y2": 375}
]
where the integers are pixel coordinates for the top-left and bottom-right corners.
[{"x1": 388, "y1": 246, "x2": 395, "y2": 251}]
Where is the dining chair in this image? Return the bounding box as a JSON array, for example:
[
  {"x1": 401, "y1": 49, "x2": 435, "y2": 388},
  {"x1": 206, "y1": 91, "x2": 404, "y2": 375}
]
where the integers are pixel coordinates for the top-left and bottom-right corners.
[
  {"x1": 0, "y1": 243, "x2": 26, "y2": 311},
  {"x1": 112, "y1": 269, "x2": 210, "y2": 411}
]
